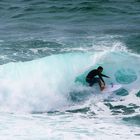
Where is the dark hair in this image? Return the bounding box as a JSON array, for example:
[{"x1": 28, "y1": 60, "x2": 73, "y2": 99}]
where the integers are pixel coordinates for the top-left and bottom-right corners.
[{"x1": 97, "y1": 66, "x2": 103, "y2": 70}]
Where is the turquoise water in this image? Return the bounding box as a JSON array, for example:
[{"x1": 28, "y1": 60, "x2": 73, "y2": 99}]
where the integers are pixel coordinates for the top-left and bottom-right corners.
[{"x1": 0, "y1": 0, "x2": 140, "y2": 139}]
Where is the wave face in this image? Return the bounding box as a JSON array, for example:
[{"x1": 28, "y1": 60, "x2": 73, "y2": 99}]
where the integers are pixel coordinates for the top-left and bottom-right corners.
[
  {"x1": 0, "y1": 52, "x2": 92, "y2": 112},
  {"x1": 0, "y1": 45, "x2": 140, "y2": 114}
]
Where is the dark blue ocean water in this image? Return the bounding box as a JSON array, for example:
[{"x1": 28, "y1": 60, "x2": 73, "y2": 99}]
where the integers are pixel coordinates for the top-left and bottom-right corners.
[
  {"x1": 0, "y1": 0, "x2": 140, "y2": 63},
  {"x1": 0, "y1": 0, "x2": 140, "y2": 139}
]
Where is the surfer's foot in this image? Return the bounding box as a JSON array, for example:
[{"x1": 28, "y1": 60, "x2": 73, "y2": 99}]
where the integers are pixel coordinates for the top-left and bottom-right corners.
[{"x1": 100, "y1": 86, "x2": 105, "y2": 91}]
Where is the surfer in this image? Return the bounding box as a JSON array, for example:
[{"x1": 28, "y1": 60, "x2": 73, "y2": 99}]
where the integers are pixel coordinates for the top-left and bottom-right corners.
[{"x1": 86, "y1": 66, "x2": 110, "y2": 91}]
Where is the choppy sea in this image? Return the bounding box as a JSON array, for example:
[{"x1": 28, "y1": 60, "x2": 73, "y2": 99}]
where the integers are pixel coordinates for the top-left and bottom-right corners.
[{"x1": 0, "y1": 0, "x2": 140, "y2": 139}]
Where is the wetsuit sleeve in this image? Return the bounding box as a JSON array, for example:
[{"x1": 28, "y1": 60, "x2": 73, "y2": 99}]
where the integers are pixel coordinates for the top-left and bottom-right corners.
[
  {"x1": 101, "y1": 74, "x2": 110, "y2": 78},
  {"x1": 99, "y1": 74, "x2": 105, "y2": 84}
]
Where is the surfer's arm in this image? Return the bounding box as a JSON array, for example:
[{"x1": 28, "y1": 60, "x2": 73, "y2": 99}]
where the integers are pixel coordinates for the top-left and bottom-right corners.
[
  {"x1": 99, "y1": 75, "x2": 105, "y2": 85},
  {"x1": 101, "y1": 74, "x2": 110, "y2": 78}
]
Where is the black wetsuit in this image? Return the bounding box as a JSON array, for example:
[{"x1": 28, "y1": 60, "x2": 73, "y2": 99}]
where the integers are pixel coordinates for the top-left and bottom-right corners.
[{"x1": 86, "y1": 69, "x2": 108, "y2": 86}]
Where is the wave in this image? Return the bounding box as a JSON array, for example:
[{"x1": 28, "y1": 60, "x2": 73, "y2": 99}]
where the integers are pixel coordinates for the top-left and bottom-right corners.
[{"x1": 0, "y1": 47, "x2": 140, "y2": 113}]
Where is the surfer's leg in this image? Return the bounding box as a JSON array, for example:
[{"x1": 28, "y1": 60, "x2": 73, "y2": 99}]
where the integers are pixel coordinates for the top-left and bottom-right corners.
[
  {"x1": 98, "y1": 79, "x2": 105, "y2": 91},
  {"x1": 88, "y1": 79, "x2": 94, "y2": 86},
  {"x1": 89, "y1": 82, "x2": 94, "y2": 87},
  {"x1": 86, "y1": 78, "x2": 93, "y2": 86},
  {"x1": 89, "y1": 78, "x2": 98, "y2": 87}
]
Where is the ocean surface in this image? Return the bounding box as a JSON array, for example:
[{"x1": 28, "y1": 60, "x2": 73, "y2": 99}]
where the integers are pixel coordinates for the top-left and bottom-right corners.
[{"x1": 0, "y1": 0, "x2": 140, "y2": 139}]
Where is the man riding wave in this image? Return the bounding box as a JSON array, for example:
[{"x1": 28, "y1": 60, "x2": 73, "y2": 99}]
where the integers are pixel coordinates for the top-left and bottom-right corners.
[{"x1": 86, "y1": 66, "x2": 110, "y2": 91}]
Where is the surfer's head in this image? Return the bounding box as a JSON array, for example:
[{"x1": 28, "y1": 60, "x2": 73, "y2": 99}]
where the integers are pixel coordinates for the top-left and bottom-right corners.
[{"x1": 97, "y1": 66, "x2": 103, "y2": 73}]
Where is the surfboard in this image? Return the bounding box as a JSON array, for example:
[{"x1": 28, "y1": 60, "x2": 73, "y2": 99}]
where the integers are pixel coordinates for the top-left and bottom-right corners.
[{"x1": 102, "y1": 84, "x2": 122, "y2": 93}]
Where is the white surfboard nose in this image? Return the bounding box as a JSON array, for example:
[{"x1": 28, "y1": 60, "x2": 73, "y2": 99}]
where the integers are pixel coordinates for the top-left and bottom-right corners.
[{"x1": 102, "y1": 84, "x2": 122, "y2": 93}]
